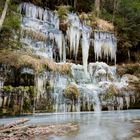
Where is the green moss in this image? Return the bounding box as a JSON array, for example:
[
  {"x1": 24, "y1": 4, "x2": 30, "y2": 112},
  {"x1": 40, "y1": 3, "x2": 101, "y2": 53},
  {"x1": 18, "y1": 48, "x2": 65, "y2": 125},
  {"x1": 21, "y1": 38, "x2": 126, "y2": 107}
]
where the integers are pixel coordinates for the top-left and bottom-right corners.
[
  {"x1": 29, "y1": 86, "x2": 36, "y2": 97},
  {"x1": 3, "y1": 85, "x2": 13, "y2": 92},
  {"x1": 23, "y1": 97, "x2": 31, "y2": 113},
  {"x1": 0, "y1": 1, "x2": 22, "y2": 49},
  {"x1": 56, "y1": 5, "x2": 71, "y2": 20},
  {"x1": 104, "y1": 92, "x2": 113, "y2": 100},
  {"x1": 1, "y1": 85, "x2": 37, "y2": 114}
]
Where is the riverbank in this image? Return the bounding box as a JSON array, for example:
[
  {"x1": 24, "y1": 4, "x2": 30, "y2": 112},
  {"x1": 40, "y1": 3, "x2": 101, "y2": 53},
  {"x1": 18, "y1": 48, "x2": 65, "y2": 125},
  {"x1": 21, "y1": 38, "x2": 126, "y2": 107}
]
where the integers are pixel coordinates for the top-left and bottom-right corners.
[{"x1": 0, "y1": 118, "x2": 79, "y2": 140}]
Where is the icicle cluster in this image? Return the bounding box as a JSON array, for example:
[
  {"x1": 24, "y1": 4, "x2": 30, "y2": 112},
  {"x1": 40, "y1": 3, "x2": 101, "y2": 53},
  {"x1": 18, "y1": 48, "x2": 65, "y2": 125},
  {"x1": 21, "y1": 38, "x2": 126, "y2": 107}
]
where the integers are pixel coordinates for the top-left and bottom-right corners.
[
  {"x1": 66, "y1": 14, "x2": 92, "y2": 74},
  {"x1": 20, "y1": 2, "x2": 66, "y2": 61},
  {"x1": 94, "y1": 32, "x2": 117, "y2": 64},
  {"x1": 67, "y1": 14, "x2": 81, "y2": 59},
  {"x1": 20, "y1": 2, "x2": 59, "y2": 29}
]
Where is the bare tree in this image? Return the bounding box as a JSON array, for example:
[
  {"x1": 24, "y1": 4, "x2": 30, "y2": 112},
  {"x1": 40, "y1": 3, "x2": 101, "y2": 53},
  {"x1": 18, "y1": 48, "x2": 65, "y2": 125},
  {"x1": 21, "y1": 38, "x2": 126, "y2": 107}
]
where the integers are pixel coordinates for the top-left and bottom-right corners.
[{"x1": 0, "y1": 0, "x2": 10, "y2": 31}]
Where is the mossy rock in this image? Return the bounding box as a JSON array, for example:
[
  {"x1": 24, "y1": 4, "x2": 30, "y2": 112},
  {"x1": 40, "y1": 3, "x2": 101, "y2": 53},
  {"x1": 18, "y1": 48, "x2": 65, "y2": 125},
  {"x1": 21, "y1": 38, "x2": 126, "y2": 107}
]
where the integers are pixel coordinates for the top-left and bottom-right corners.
[
  {"x1": 104, "y1": 84, "x2": 120, "y2": 99},
  {"x1": 64, "y1": 84, "x2": 80, "y2": 101}
]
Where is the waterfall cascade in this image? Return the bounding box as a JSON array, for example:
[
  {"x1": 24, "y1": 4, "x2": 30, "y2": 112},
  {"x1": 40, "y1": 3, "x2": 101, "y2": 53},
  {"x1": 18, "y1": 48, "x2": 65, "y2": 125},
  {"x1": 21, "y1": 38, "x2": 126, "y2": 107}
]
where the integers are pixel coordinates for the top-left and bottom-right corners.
[{"x1": 1, "y1": 2, "x2": 135, "y2": 113}]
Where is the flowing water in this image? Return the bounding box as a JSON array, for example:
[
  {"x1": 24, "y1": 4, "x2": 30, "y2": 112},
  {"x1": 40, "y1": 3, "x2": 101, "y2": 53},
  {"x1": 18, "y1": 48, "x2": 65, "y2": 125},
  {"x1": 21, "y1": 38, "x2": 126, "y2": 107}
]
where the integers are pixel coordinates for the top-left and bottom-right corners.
[{"x1": 0, "y1": 110, "x2": 140, "y2": 140}]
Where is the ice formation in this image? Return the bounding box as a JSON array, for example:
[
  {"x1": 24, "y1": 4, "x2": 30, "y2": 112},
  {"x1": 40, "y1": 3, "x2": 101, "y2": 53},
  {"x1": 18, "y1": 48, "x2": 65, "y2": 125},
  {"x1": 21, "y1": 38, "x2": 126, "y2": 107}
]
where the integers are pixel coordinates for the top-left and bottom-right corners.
[
  {"x1": 94, "y1": 32, "x2": 117, "y2": 64},
  {"x1": 67, "y1": 13, "x2": 81, "y2": 59},
  {"x1": 82, "y1": 25, "x2": 92, "y2": 74}
]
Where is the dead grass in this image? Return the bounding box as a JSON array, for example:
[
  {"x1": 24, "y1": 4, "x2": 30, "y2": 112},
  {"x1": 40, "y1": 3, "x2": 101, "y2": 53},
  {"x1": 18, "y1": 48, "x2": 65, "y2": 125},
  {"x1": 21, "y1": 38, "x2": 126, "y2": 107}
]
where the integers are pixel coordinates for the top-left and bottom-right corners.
[
  {"x1": 65, "y1": 84, "x2": 80, "y2": 100},
  {"x1": 57, "y1": 63, "x2": 71, "y2": 75},
  {"x1": 0, "y1": 50, "x2": 71, "y2": 74},
  {"x1": 95, "y1": 18, "x2": 114, "y2": 32},
  {"x1": 0, "y1": 50, "x2": 47, "y2": 71},
  {"x1": 79, "y1": 12, "x2": 114, "y2": 32},
  {"x1": 22, "y1": 27, "x2": 47, "y2": 42}
]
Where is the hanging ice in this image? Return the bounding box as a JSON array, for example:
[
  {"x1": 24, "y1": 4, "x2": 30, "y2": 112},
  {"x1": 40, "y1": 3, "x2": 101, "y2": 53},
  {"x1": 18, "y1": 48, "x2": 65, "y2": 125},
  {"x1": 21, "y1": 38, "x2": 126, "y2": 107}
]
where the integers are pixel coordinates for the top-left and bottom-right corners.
[
  {"x1": 52, "y1": 31, "x2": 66, "y2": 62},
  {"x1": 82, "y1": 25, "x2": 92, "y2": 74},
  {"x1": 67, "y1": 13, "x2": 81, "y2": 59},
  {"x1": 94, "y1": 31, "x2": 117, "y2": 64},
  {"x1": 19, "y1": 2, "x2": 63, "y2": 61},
  {"x1": 20, "y1": 2, "x2": 59, "y2": 28}
]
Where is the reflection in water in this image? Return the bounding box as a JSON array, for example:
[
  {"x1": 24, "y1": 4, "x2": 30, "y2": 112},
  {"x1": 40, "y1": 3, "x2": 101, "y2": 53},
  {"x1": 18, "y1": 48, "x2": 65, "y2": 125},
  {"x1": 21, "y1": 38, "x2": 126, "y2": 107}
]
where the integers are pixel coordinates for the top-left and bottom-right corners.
[{"x1": 0, "y1": 110, "x2": 140, "y2": 140}]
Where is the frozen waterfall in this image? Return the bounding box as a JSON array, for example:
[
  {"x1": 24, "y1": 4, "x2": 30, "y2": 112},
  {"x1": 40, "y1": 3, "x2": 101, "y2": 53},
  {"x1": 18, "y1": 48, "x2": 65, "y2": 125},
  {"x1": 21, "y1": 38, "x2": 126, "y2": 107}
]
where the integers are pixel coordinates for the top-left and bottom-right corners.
[
  {"x1": 20, "y1": 2, "x2": 117, "y2": 68},
  {"x1": 15, "y1": 2, "x2": 130, "y2": 113}
]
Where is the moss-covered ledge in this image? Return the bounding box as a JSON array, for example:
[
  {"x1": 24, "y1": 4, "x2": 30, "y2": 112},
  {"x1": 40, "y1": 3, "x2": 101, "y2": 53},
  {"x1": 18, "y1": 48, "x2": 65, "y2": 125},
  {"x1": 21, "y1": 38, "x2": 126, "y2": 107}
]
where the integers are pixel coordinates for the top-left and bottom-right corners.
[{"x1": 0, "y1": 50, "x2": 72, "y2": 75}]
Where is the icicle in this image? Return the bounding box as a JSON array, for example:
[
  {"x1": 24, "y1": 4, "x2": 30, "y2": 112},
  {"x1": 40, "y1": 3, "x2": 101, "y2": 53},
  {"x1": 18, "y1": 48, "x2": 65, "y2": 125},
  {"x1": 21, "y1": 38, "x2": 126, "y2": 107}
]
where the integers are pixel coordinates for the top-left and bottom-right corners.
[
  {"x1": 125, "y1": 96, "x2": 130, "y2": 109},
  {"x1": 32, "y1": 4, "x2": 37, "y2": 19},
  {"x1": 62, "y1": 35, "x2": 66, "y2": 62},
  {"x1": 117, "y1": 97, "x2": 124, "y2": 110},
  {"x1": 55, "y1": 32, "x2": 63, "y2": 62},
  {"x1": 35, "y1": 73, "x2": 47, "y2": 100},
  {"x1": 54, "y1": 14, "x2": 59, "y2": 29},
  {"x1": 43, "y1": 10, "x2": 48, "y2": 21},
  {"x1": 82, "y1": 25, "x2": 92, "y2": 74}
]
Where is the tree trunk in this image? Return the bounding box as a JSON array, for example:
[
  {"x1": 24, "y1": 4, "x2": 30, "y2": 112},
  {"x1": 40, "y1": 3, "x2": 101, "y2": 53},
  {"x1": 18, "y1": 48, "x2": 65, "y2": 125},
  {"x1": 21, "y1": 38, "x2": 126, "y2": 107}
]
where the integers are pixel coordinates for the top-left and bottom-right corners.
[
  {"x1": 0, "y1": 0, "x2": 10, "y2": 32},
  {"x1": 95, "y1": 0, "x2": 100, "y2": 17},
  {"x1": 112, "y1": 0, "x2": 120, "y2": 24},
  {"x1": 74, "y1": 0, "x2": 77, "y2": 9}
]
